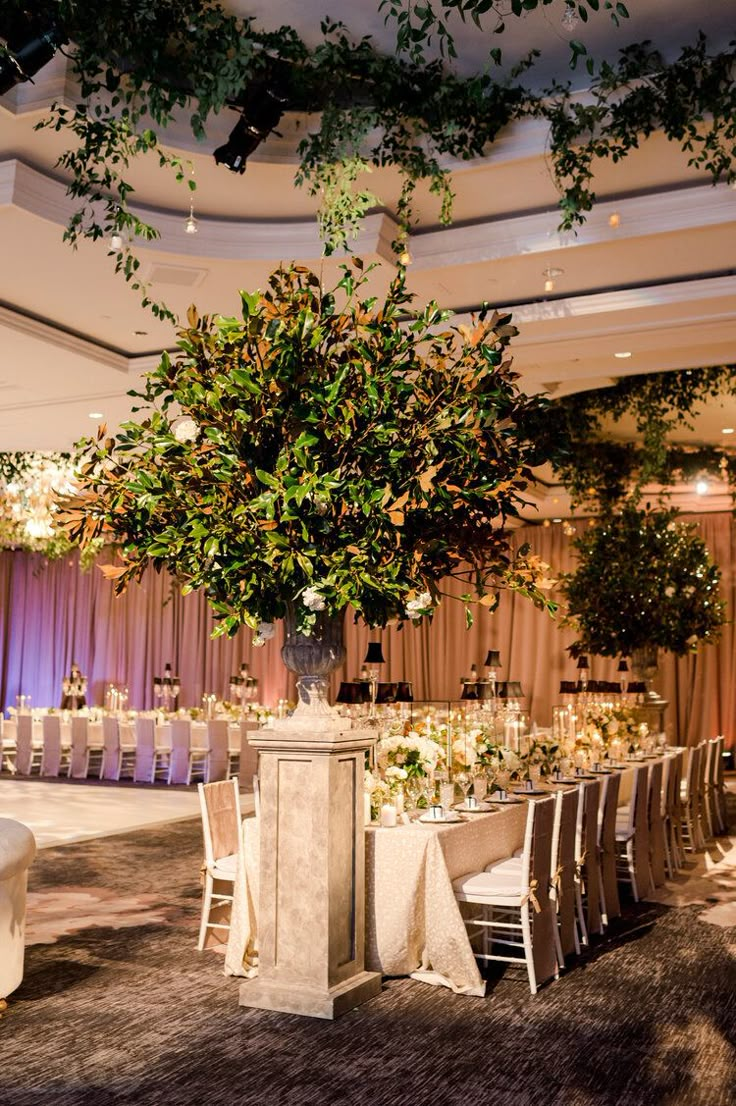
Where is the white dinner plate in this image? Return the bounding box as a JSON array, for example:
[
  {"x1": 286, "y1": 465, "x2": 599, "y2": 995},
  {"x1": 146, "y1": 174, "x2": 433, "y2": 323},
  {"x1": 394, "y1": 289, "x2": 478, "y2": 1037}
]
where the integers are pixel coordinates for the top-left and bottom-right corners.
[
  {"x1": 454, "y1": 800, "x2": 493, "y2": 813},
  {"x1": 418, "y1": 810, "x2": 463, "y2": 824}
]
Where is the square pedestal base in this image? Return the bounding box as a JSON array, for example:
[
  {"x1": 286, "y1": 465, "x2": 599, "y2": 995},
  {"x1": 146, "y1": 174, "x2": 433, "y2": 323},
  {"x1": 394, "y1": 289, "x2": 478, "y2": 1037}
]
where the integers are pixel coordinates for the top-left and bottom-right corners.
[{"x1": 239, "y1": 971, "x2": 382, "y2": 1020}]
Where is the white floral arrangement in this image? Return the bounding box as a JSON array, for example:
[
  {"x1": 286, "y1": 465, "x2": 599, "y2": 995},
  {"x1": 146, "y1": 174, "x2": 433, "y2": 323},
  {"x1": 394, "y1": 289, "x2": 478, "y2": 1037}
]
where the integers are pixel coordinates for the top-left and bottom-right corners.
[
  {"x1": 364, "y1": 768, "x2": 391, "y2": 821},
  {"x1": 582, "y1": 706, "x2": 648, "y2": 752},
  {"x1": 376, "y1": 729, "x2": 444, "y2": 779}
]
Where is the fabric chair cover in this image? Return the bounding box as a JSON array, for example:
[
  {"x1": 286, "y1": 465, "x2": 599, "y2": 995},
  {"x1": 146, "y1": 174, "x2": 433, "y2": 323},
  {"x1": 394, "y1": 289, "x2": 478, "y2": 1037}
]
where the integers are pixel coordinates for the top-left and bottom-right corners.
[
  {"x1": 207, "y1": 720, "x2": 229, "y2": 783},
  {"x1": 239, "y1": 721, "x2": 259, "y2": 780},
  {"x1": 631, "y1": 764, "x2": 651, "y2": 897},
  {"x1": 41, "y1": 714, "x2": 63, "y2": 777},
  {"x1": 554, "y1": 787, "x2": 579, "y2": 958},
  {"x1": 134, "y1": 716, "x2": 156, "y2": 782},
  {"x1": 577, "y1": 779, "x2": 602, "y2": 936},
  {"x1": 101, "y1": 716, "x2": 121, "y2": 780},
  {"x1": 598, "y1": 771, "x2": 621, "y2": 924},
  {"x1": 168, "y1": 720, "x2": 192, "y2": 784},
  {"x1": 14, "y1": 715, "x2": 36, "y2": 776},
  {"x1": 647, "y1": 760, "x2": 666, "y2": 887},
  {"x1": 528, "y1": 797, "x2": 558, "y2": 988},
  {"x1": 69, "y1": 715, "x2": 89, "y2": 778}
]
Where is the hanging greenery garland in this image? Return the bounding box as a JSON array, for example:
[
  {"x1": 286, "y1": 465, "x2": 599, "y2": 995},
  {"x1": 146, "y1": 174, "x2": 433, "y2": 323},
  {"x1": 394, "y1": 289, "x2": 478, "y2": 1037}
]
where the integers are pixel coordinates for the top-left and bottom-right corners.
[
  {"x1": 2, "y1": 2, "x2": 735, "y2": 315},
  {"x1": 537, "y1": 364, "x2": 736, "y2": 509},
  {"x1": 563, "y1": 503, "x2": 725, "y2": 658}
]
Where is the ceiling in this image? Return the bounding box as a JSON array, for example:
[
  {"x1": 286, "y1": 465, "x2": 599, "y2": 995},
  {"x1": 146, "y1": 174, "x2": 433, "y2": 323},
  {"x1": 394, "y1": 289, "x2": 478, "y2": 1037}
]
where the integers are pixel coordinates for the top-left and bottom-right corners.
[{"x1": 0, "y1": 0, "x2": 735, "y2": 521}]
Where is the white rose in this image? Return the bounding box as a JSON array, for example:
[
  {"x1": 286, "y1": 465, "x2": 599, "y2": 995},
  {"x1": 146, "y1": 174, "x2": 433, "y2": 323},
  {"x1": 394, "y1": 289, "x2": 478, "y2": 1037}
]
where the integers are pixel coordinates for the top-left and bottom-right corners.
[
  {"x1": 302, "y1": 586, "x2": 326, "y2": 612},
  {"x1": 174, "y1": 418, "x2": 199, "y2": 443},
  {"x1": 405, "y1": 591, "x2": 433, "y2": 619},
  {"x1": 664, "y1": 586, "x2": 675, "y2": 598}
]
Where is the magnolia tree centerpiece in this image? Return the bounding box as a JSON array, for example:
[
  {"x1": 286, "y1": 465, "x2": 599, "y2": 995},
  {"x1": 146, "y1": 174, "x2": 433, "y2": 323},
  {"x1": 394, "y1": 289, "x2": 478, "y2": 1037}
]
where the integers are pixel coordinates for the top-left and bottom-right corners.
[
  {"x1": 66, "y1": 260, "x2": 554, "y2": 728},
  {"x1": 563, "y1": 503, "x2": 725, "y2": 681}
]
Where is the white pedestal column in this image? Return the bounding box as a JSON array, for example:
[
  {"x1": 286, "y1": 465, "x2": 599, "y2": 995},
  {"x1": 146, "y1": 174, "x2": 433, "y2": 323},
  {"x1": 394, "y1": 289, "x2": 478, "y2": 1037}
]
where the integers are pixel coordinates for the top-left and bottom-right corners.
[{"x1": 239, "y1": 726, "x2": 382, "y2": 1020}]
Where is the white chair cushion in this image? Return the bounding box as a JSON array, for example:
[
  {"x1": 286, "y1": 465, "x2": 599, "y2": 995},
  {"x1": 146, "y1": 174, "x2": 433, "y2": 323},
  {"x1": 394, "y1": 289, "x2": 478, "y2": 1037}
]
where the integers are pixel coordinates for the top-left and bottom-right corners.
[
  {"x1": 453, "y1": 868, "x2": 524, "y2": 902},
  {"x1": 210, "y1": 853, "x2": 238, "y2": 880}
]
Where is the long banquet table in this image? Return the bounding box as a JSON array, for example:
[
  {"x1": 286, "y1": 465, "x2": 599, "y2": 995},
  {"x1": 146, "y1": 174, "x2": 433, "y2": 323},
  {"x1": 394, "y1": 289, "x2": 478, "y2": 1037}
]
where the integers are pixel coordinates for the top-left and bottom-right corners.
[{"x1": 225, "y1": 755, "x2": 671, "y2": 995}]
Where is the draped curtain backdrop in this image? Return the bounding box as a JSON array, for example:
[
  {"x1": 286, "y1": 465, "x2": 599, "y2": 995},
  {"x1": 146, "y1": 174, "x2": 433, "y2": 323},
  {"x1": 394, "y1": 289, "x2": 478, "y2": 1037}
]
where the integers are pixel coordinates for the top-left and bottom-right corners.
[{"x1": 1, "y1": 512, "x2": 733, "y2": 748}]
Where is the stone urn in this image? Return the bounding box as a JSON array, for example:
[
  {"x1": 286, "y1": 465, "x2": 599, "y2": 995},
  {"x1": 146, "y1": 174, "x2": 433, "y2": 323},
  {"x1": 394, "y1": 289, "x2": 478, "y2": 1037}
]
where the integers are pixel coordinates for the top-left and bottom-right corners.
[{"x1": 279, "y1": 604, "x2": 346, "y2": 730}]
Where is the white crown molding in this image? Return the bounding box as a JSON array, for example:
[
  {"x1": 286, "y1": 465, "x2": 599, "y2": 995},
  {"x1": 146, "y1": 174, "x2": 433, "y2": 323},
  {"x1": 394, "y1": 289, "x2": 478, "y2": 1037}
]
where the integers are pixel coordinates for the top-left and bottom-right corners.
[
  {"x1": 0, "y1": 158, "x2": 400, "y2": 263},
  {"x1": 4, "y1": 156, "x2": 736, "y2": 275}
]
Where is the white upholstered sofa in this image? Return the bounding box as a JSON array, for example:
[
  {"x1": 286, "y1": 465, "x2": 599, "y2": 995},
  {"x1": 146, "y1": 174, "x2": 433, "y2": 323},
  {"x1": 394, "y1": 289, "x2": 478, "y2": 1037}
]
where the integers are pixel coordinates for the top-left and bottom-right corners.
[{"x1": 0, "y1": 817, "x2": 36, "y2": 1005}]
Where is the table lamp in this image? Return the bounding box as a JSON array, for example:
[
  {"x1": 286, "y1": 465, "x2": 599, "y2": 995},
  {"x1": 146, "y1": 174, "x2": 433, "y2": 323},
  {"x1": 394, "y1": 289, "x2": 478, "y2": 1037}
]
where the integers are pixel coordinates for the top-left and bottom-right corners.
[{"x1": 364, "y1": 641, "x2": 385, "y2": 724}]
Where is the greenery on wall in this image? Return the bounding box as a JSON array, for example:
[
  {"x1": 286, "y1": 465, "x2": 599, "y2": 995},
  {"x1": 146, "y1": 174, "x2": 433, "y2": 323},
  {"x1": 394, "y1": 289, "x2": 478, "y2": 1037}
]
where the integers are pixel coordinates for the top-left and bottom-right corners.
[
  {"x1": 563, "y1": 503, "x2": 725, "y2": 657},
  {"x1": 2, "y1": 2, "x2": 735, "y2": 314},
  {"x1": 537, "y1": 365, "x2": 736, "y2": 509},
  {"x1": 62, "y1": 259, "x2": 556, "y2": 637}
]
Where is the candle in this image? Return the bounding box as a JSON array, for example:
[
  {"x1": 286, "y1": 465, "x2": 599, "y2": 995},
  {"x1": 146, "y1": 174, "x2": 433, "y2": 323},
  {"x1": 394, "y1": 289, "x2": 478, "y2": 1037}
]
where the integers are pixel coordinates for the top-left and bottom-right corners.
[{"x1": 380, "y1": 804, "x2": 397, "y2": 828}]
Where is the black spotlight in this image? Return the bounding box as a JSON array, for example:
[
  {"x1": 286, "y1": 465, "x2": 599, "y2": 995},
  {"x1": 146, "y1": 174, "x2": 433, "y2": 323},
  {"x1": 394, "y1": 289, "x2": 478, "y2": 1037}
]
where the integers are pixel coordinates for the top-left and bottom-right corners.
[
  {"x1": 214, "y1": 78, "x2": 288, "y2": 174},
  {"x1": 0, "y1": 15, "x2": 66, "y2": 96}
]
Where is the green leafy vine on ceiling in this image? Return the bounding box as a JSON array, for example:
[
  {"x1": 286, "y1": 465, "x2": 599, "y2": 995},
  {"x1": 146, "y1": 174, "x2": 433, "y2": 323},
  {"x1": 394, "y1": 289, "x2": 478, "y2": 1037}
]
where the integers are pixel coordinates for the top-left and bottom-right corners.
[
  {"x1": 535, "y1": 364, "x2": 736, "y2": 510},
  {"x1": 2, "y1": 2, "x2": 735, "y2": 316}
]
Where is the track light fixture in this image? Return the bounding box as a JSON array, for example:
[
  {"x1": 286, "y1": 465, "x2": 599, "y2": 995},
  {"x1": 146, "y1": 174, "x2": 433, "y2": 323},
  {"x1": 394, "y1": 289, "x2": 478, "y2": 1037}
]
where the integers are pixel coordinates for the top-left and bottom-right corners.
[
  {"x1": 0, "y1": 14, "x2": 67, "y2": 96},
  {"x1": 213, "y1": 78, "x2": 289, "y2": 174}
]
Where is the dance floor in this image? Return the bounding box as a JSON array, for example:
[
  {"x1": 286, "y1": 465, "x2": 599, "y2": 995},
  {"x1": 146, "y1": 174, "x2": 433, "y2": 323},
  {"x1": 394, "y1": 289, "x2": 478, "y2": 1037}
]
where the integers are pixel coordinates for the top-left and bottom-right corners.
[{"x1": 0, "y1": 778, "x2": 254, "y2": 848}]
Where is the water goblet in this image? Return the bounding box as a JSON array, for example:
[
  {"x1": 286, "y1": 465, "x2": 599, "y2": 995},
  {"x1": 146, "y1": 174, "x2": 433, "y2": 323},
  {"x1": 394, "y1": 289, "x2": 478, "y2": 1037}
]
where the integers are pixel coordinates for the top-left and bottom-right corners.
[{"x1": 472, "y1": 770, "x2": 487, "y2": 803}]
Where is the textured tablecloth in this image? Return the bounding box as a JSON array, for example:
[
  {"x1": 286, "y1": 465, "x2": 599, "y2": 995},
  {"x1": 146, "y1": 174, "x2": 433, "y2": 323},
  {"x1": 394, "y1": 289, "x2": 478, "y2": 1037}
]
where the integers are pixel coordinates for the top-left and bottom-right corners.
[{"x1": 225, "y1": 804, "x2": 530, "y2": 995}]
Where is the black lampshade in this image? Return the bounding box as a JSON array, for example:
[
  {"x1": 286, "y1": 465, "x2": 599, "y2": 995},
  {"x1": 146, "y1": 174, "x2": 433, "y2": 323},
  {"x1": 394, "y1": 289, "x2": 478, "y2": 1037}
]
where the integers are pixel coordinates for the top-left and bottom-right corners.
[
  {"x1": 576, "y1": 655, "x2": 590, "y2": 670},
  {"x1": 617, "y1": 658, "x2": 629, "y2": 673},
  {"x1": 336, "y1": 682, "x2": 355, "y2": 704},
  {"x1": 396, "y1": 681, "x2": 414, "y2": 702},
  {"x1": 460, "y1": 682, "x2": 478, "y2": 700},
  {"x1": 376, "y1": 682, "x2": 398, "y2": 704},
  {"x1": 507, "y1": 681, "x2": 523, "y2": 698},
  {"x1": 484, "y1": 650, "x2": 501, "y2": 668},
  {"x1": 364, "y1": 642, "x2": 385, "y2": 664}
]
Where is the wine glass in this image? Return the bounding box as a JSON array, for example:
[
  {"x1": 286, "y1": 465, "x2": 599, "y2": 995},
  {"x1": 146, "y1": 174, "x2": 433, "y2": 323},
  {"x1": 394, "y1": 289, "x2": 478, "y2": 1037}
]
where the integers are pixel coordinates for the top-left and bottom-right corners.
[{"x1": 472, "y1": 767, "x2": 488, "y2": 803}]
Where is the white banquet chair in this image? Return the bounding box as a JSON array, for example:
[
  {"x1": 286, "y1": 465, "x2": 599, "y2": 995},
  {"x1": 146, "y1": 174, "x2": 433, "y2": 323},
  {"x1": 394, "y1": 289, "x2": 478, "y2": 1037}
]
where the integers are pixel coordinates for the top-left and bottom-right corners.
[
  {"x1": 647, "y1": 759, "x2": 666, "y2": 888},
  {"x1": 711, "y1": 736, "x2": 727, "y2": 835},
  {"x1": 239, "y1": 720, "x2": 259, "y2": 781},
  {"x1": 15, "y1": 715, "x2": 42, "y2": 776},
  {"x1": 615, "y1": 764, "x2": 650, "y2": 900},
  {"x1": 197, "y1": 777, "x2": 243, "y2": 951},
  {"x1": 0, "y1": 720, "x2": 17, "y2": 774},
  {"x1": 205, "y1": 720, "x2": 229, "y2": 784},
  {"x1": 101, "y1": 716, "x2": 136, "y2": 781},
  {"x1": 167, "y1": 719, "x2": 192, "y2": 785},
  {"x1": 597, "y1": 771, "x2": 621, "y2": 927},
  {"x1": 680, "y1": 743, "x2": 704, "y2": 853},
  {"x1": 41, "y1": 715, "x2": 71, "y2": 777},
  {"x1": 576, "y1": 778, "x2": 603, "y2": 940},
  {"x1": 68, "y1": 715, "x2": 104, "y2": 779},
  {"x1": 552, "y1": 786, "x2": 580, "y2": 960},
  {"x1": 134, "y1": 716, "x2": 170, "y2": 783},
  {"x1": 452, "y1": 796, "x2": 558, "y2": 995}
]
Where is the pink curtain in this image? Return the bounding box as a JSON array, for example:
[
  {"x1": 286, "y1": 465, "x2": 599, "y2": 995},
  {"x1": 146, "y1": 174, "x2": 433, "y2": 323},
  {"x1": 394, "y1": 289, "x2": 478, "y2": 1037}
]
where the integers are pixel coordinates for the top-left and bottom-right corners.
[{"x1": 1, "y1": 511, "x2": 733, "y2": 747}]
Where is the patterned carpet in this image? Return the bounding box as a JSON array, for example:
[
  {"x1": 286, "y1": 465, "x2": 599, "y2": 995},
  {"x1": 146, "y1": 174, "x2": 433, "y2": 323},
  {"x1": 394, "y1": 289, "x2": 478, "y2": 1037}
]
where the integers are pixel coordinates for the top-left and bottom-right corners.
[{"x1": 2, "y1": 811, "x2": 735, "y2": 1106}]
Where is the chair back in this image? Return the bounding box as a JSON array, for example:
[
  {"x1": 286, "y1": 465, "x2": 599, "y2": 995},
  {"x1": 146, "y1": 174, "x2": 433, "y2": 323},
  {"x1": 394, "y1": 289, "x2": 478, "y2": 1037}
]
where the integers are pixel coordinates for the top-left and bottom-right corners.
[
  {"x1": 134, "y1": 716, "x2": 156, "y2": 782},
  {"x1": 525, "y1": 797, "x2": 557, "y2": 985},
  {"x1": 630, "y1": 764, "x2": 650, "y2": 897},
  {"x1": 70, "y1": 715, "x2": 89, "y2": 778},
  {"x1": 684, "y1": 743, "x2": 702, "y2": 818},
  {"x1": 206, "y1": 719, "x2": 229, "y2": 782},
  {"x1": 101, "y1": 716, "x2": 120, "y2": 778},
  {"x1": 598, "y1": 771, "x2": 621, "y2": 922},
  {"x1": 15, "y1": 714, "x2": 34, "y2": 775},
  {"x1": 668, "y1": 749, "x2": 684, "y2": 820},
  {"x1": 553, "y1": 787, "x2": 579, "y2": 958},
  {"x1": 41, "y1": 714, "x2": 62, "y2": 776},
  {"x1": 647, "y1": 760, "x2": 666, "y2": 887},
  {"x1": 168, "y1": 719, "x2": 192, "y2": 784},
  {"x1": 239, "y1": 719, "x2": 259, "y2": 779},
  {"x1": 198, "y1": 777, "x2": 242, "y2": 865},
  {"x1": 576, "y1": 779, "x2": 601, "y2": 935}
]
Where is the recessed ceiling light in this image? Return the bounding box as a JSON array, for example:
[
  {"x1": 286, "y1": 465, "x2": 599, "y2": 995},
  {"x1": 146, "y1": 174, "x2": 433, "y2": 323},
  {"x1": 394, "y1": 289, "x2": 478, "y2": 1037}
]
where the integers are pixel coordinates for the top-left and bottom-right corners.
[
  {"x1": 722, "y1": 427, "x2": 734, "y2": 435},
  {"x1": 608, "y1": 212, "x2": 621, "y2": 229},
  {"x1": 552, "y1": 517, "x2": 562, "y2": 523},
  {"x1": 88, "y1": 412, "x2": 103, "y2": 419},
  {"x1": 133, "y1": 330, "x2": 148, "y2": 336},
  {"x1": 614, "y1": 351, "x2": 632, "y2": 359},
  {"x1": 695, "y1": 479, "x2": 709, "y2": 496}
]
